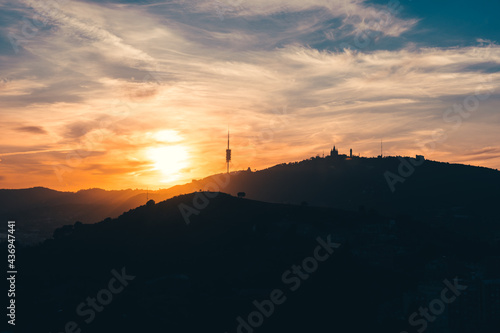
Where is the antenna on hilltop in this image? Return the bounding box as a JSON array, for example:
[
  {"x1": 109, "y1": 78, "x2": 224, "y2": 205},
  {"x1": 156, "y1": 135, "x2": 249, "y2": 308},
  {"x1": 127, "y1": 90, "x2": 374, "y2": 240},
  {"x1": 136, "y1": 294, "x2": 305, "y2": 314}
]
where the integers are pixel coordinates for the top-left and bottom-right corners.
[
  {"x1": 381, "y1": 139, "x2": 383, "y2": 158},
  {"x1": 226, "y1": 127, "x2": 232, "y2": 174}
]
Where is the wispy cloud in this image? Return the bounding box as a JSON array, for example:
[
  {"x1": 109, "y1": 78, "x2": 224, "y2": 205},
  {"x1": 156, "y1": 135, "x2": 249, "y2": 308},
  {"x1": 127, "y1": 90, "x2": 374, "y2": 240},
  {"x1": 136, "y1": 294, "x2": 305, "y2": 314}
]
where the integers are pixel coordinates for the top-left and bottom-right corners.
[{"x1": 0, "y1": 0, "x2": 498, "y2": 189}]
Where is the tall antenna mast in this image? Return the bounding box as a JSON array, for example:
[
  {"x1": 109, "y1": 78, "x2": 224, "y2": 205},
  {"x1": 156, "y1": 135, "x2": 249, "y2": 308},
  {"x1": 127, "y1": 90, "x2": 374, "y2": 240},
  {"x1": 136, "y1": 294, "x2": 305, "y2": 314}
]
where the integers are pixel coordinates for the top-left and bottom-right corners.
[
  {"x1": 381, "y1": 139, "x2": 383, "y2": 158},
  {"x1": 226, "y1": 128, "x2": 231, "y2": 173}
]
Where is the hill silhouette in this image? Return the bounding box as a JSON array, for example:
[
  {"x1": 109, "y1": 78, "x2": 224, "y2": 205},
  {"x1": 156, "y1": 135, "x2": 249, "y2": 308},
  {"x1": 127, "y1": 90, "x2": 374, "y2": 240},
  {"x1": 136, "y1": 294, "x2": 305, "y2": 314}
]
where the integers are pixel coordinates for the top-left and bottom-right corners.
[
  {"x1": 2, "y1": 155, "x2": 500, "y2": 243},
  {"x1": 157, "y1": 155, "x2": 500, "y2": 242},
  {"x1": 185, "y1": 156, "x2": 500, "y2": 218},
  {"x1": 10, "y1": 192, "x2": 500, "y2": 333}
]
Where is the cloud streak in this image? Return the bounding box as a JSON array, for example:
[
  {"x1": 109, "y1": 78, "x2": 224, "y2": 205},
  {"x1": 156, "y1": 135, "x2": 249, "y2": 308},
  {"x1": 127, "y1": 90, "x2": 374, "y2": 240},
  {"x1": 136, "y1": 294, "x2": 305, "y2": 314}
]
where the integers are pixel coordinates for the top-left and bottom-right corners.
[
  {"x1": 15, "y1": 126, "x2": 48, "y2": 134},
  {"x1": 0, "y1": 0, "x2": 499, "y2": 190}
]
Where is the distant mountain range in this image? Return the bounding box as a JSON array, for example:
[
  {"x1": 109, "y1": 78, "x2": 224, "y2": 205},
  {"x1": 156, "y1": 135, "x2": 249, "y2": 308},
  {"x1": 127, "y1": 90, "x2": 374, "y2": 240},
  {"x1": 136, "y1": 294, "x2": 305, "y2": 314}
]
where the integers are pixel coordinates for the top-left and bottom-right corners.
[
  {"x1": 1, "y1": 155, "x2": 499, "y2": 243},
  {"x1": 0, "y1": 187, "x2": 153, "y2": 243}
]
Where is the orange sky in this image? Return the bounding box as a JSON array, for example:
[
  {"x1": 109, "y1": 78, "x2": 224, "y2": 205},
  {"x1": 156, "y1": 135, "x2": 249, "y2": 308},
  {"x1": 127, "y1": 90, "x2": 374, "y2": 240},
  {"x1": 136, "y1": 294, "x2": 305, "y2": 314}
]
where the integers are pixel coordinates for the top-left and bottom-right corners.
[{"x1": 1, "y1": 0, "x2": 499, "y2": 191}]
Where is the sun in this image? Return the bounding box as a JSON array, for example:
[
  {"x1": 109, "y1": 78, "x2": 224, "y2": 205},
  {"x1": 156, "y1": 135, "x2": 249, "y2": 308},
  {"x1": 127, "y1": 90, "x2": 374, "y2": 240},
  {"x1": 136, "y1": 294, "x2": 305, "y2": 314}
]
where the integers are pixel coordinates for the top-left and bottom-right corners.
[{"x1": 147, "y1": 145, "x2": 190, "y2": 183}]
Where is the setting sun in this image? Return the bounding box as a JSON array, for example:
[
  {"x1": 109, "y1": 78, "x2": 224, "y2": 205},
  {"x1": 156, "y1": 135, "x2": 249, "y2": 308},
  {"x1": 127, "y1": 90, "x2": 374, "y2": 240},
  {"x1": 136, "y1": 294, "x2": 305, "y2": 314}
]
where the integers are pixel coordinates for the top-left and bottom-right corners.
[{"x1": 147, "y1": 145, "x2": 190, "y2": 183}]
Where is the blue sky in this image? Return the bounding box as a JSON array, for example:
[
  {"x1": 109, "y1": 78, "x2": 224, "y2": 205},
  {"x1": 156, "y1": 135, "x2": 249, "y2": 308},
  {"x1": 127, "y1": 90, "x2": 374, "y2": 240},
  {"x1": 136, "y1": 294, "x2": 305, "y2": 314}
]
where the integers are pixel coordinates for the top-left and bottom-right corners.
[{"x1": 0, "y1": 0, "x2": 499, "y2": 190}]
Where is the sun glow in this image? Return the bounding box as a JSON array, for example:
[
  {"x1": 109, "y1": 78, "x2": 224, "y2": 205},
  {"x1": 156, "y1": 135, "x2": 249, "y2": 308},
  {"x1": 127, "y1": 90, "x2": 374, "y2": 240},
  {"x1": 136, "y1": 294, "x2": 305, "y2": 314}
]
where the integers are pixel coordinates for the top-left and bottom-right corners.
[
  {"x1": 154, "y1": 130, "x2": 183, "y2": 143},
  {"x1": 147, "y1": 145, "x2": 190, "y2": 183}
]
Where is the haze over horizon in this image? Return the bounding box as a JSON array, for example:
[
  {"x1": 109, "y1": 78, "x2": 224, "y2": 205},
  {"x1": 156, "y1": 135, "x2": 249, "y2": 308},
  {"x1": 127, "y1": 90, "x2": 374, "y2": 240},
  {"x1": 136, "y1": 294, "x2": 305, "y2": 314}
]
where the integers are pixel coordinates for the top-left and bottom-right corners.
[{"x1": 1, "y1": 0, "x2": 499, "y2": 191}]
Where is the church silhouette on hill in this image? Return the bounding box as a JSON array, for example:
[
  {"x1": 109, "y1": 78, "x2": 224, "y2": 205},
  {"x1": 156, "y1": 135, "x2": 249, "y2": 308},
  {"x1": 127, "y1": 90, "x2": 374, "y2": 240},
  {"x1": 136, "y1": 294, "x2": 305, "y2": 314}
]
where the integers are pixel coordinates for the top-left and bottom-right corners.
[{"x1": 330, "y1": 145, "x2": 353, "y2": 158}]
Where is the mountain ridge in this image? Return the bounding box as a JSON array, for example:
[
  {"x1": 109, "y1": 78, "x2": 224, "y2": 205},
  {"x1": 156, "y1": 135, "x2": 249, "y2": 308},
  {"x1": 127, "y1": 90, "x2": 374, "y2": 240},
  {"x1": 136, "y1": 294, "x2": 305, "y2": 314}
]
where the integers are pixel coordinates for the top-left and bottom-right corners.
[{"x1": 2, "y1": 155, "x2": 499, "y2": 243}]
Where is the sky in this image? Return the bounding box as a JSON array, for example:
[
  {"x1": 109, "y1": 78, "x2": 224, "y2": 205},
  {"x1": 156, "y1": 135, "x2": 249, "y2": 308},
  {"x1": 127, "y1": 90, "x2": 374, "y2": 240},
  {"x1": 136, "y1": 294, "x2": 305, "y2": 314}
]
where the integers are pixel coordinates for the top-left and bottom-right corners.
[{"x1": 0, "y1": 0, "x2": 499, "y2": 191}]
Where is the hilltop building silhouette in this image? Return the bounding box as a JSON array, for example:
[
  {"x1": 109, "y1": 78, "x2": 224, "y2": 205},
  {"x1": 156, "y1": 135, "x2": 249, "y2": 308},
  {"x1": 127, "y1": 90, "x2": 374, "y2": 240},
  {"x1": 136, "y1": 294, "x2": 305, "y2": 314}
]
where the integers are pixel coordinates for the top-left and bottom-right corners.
[
  {"x1": 330, "y1": 145, "x2": 339, "y2": 157},
  {"x1": 329, "y1": 145, "x2": 354, "y2": 159}
]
